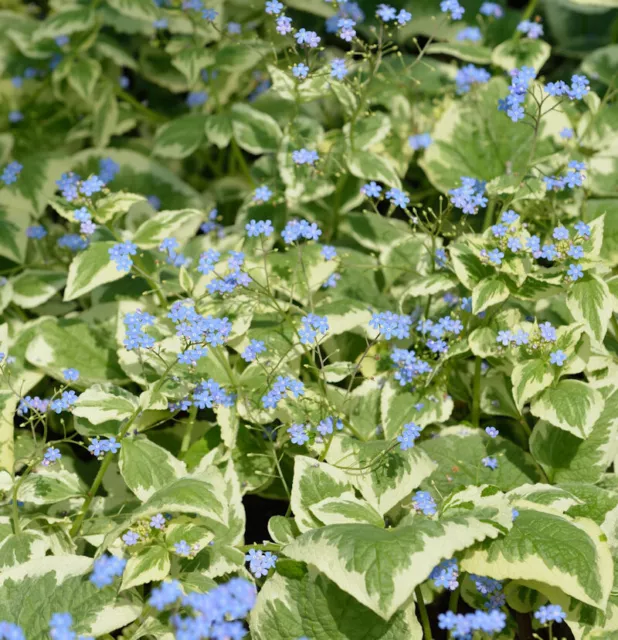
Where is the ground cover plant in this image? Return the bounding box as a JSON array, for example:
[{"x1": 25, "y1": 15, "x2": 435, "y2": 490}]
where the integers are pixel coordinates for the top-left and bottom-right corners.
[{"x1": 0, "y1": 0, "x2": 617, "y2": 638}]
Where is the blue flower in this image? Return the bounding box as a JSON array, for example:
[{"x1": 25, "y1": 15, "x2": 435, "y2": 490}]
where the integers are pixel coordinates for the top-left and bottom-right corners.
[
  {"x1": 540, "y1": 244, "x2": 558, "y2": 261},
  {"x1": 361, "y1": 181, "x2": 382, "y2": 197},
  {"x1": 90, "y1": 554, "x2": 126, "y2": 588},
  {"x1": 253, "y1": 186, "x2": 273, "y2": 203},
  {"x1": 408, "y1": 133, "x2": 432, "y2": 150},
  {"x1": 412, "y1": 490, "x2": 437, "y2": 515},
  {"x1": 370, "y1": 311, "x2": 411, "y2": 340},
  {"x1": 457, "y1": 26, "x2": 482, "y2": 41},
  {"x1": 338, "y1": 18, "x2": 356, "y2": 41},
  {"x1": 153, "y1": 17, "x2": 168, "y2": 29},
  {"x1": 192, "y1": 379, "x2": 236, "y2": 409},
  {"x1": 391, "y1": 348, "x2": 432, "y2": 385},
  {"x1": 276, "y1": 15, "x2": 293, "y2": 34},
  {"x1": 122, "y1": 531, "x2": 140, "y2": 546},
  {"x1": 186, "y1": 91, "x2": 208, "y2": 107},
  {"x1": 539, "y1": 321, "x2": 557, "y2": 342},
  {"x1": 398, "y1": 422, "x2": 422, "y2": 450},
  {"x1": 294, "y1": 28, "x2": 320, "y2": 48},
  {"x1": 241, "y1": 339, "x2": 266, "y2": 362},
  {"x1": 455, "y1": 64, "x2": 491, "y2": 94},
  {"x1": 124, "y1": 310, "x2": 156, "y2": 350},
  {"x1": 265, "y1": 1, "x2": 284, "y2": 14},
  {"x1": 282, "y1": 219, "x2": 322, "y2": 243},
  {"x1": 323, "y1": 273, "x2": 341, "y2": 288},
  {"x1": 376, "y1": 4, "x2": 396, "y2": 21},
  {"x1": 147, "y1": 195, "x2": 161, "y2": 210},
  {"x1": 299, "y1": 314, "x2": 329, "y2": 345},
  {"x1": 174, "y1": 540, "x2": 192, "y2": 556},
  {"x1": 26, "y1": 225, "x2": 47, "y2": 239},
  {"x1": 150, "y1": 513, "x2": 166, "y2": 529},
  {"x1": 560, "y1": 127, "x2": 574, "y2": 139},
  {"x1": 62, "y1": 368, "x2": 80, "y2": 382},
  {"x1": 42, "y1": 447, "x2": 61, "y2": 467},
  {"x1": 517, "y1": 19, "x2": 543, "y2": 38},
  {"x1": 553, "y1": 225, "x2": 569, "y2": 240},
  {"x1": 245, "y1": 549, "x2": 277, "y2": 577},
  {"x1": 262, "y1": 375, "x2": 304, "y2": 409},
  {"x1": 482, "y1": 456, "x2": 498, "y2": 469},
  {"x1": 8, "y1": 111, "x2": 24, "y2": 124},
  {"x1": 149, "y1": 581, "x2": 183, "y2": 611},
  {"x1": 485, "y1": 426, "x2": 499, "y2": 438},
  {"x1": 51, "y1": 390, "x2": 78, "y2": 414},
  {"x1": 292, "y1": 63, "x2": 309, "y2": 79},
  {"x1": 99, "y1": 157, "x2": 120, "y2": 183},
  {"x1": 513, "y1": 329, "x2": 529, "y2": 345},
  {"x1": 498, "y1": 66, "x2": 536, "y2": 122},
  {"x1": 227, "y1": 21, "x2": 241, "y2": 34},
  {"x1": 330, "y1": 58, "x2": 348, "y2": 80},
  {"x1": 397, "y1": 9, "x2": 412, "y2": 24},
  {"x1": 567, "y1": 263, "x2": 583, "y2": 281},
  {"x1": 431, "y1": 558, "x2": 459, "y2": 590},
  {"x1": 534, "y1": 604, "x2": 566, "y2": 625},
  {"x1": 1, "y1": 161, "x2": 23, "y2": 185},
  {"x1": 507, "y1": 237, "x2": 522, "y2": 252},
  {"x1": 80, "y1": 175, "x2": 105, "y2": 197},
  {"x1": 109, "y1": 241, "x2": 137, "y2": 272},
  {"x1": 287, "y1": 423, "x2": 309, "y2": 445},
  {"x1": 291, "y1": 148, "x2": 319, "y2": 165},
  {"x1": 385, "y1": 188, "x2": 410, "y2": 208},
  {"x1": 480, "y1": 2, "x2": 503, "y2": 17},
  {"x1": 197, "y1": 248, "x2": 220, "y2": 274},
  {"x1": 501, "y1": 210, "x2": 519, "y2": 224},
  {"x1": 321, "y1": 245, "x2": 337, "y2": 260},
  {"x1": 440, "y1": 0, "x2": 464, "y2": 19},
  {"x1": 487, "y1": 249, "x2": 504, "y2": 266},
  {"x1": 449, "y1": 176, "x2": 487, "y2": 214},
  {"x1": 567, "y1": 245, "x2": 584, "y2": 259},
  {"x1": 549, "y1": 349, "x2": 567, "y2": 366},
  {"x1": 492, "y1": 224, "x2": 507, "y2": 238},
  {"x1": 574, "y1": 221, "x2": 591, "y2": 237}
]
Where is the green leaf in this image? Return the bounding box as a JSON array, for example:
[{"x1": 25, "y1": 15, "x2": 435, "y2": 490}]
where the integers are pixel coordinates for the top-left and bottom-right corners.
[
  {"x1": 153, "y1": 115, "x2": 208, "y2": 159},
  {"x1": 346, "y1": 150, "x2": 401, "y2": 189},
  {"x1": 204, "y1": 113, "x2": 233, "y2": 149},
  {"x1": 25, "y1": 317, "x2": 126, "y2": 387},
  {"x1": 0, "y1": 208, "x2": 28, "y2": 263},
  {"x1": 472, "y1": 276, "x2": 509, "y2": 314},
  {"x1": 530, "y1": 380, "x2": 604, "y2": 439},
  {"x1": 121, "y1": 546, "x2": 171, "y2": 590},
  {"x1": 268, "y1": 516, "x2": 300, "y2": 545},
  {"x1": 133, "y1": 209, "x2": 203, "y2": 248},
  {"x1": 106, "y1": 0, "x2": 158, "y2": 20},
  {"x1": 231, "y1": 103, "x2": 282, "y2": 155},
  {"x1": 119, "y1": 436, "x2": 187, "y2": 501},
  {"x1": 171, "y1": 46, "x2": 214, "y2": 85},
  {"x1": 93, "y1": 87, "x2": 119, "y2": 148},
  {"x1": 310, "y1": 496, "x2": 384, "y2": 527},
  {"x1": 582, "y1": 44, "x2": 618, "y2": 86},
  {"x1": 284, "y1": 487, "x2": 511, "y2": 619},
  {"x1": 251, "y1": 572, "x2": 423, "y2": 640},
  {"x1": 11, "y1": 270, "x2": 66, "y2": 309},
  {"x1": 72, "y1": 384, "x2": 138, "y2": 425},
  {"x1": 530, "y1": 391, "x2": 618, "y2": 483},
  {"x1": 290, "y1": 455, "x2": 355, "y2": 533},
  {"x1": 461, "y1": 501, "x2": 613, "y2": 609},
  {"x1": 419, "y1": 429, "x2": 543, "y2": 494},
  {"x1": 511, "y1": 359, "x2": 555, "y2": 410},
  {"x1": 344, "y1": 113, "x2": 392, "y2": 151},
  {"x1": 566, "y1": 273, "x2": 612, "y2": 342},
  {"x1": 0, "y1": 531, "x2": 49, "y2": 571},
  {"x1": 427, "y1": 42, "x2": 493, "y2": 64},
  {"x1": 17, "y1": 469, "x2": 87, "y2": 505},
  {"x1": 68, "y1": 58, "x2": 102, "y2": 102},
  {"x1": 326, "y1": 435, "x2": 437, "y2": 517},
  {"x1": 0, "y1": 556, "x2": 140, "y2": 639},
  {"x1": 492, "y1": 38, "x2": 551, "y2": 73},
  {"x1": 93, "y1": 192, "x2": 148, "y2": 223},
  {"x1": 449, "y1": 241, "x2": 494, "y2": 290},
  {"x1": 34, "y1": 6, "x2": 95, "y2": 41},
  {"x1": 64, "y1": 242, "x2": 126, "y2": 301}
]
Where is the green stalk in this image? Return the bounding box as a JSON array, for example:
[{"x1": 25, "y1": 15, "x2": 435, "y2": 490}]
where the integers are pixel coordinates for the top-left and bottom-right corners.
[
  {"x1": 471, "y1": 356, "x2": 482, "y2": 427},
  {"x1": 414, "y1": 587, "x2": 433, "y2": 640},
  {"x1": 448, "y1": 584, "x2": 461, "y2": 613}
]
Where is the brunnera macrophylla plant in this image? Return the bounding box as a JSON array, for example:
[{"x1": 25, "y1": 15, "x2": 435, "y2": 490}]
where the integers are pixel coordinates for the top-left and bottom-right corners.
[{"x1": 0, "y1": 0, "x2": 617, "y2": 638}]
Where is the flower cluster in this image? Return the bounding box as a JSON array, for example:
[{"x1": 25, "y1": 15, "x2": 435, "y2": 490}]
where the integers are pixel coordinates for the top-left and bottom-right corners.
[
  {"x1": 299, "y1": 314, "x2": 329, "y2": 345},
  {"x1": 282, "y1": 219, "x2": 322, "y2": 243},
  {"x1": 438, "y1": 609, "x2": 507, "y2": 636},
  {"x1": 534, "y1": 604, "x2": 566, "y2": 624},
  {"x1": 457, "y1": 26, "x2": 482, "y2": 42},
  {"x1": 0, "y1": 623, "x2": 24, "y2": 640},
  {"x1": 159, "y1": 238, "x2": 190, "y2": 268},
  {"x1": 291, "y1": 148, "x2": 319, "y2": 166},
  {"x1": 545, "y1": 74, "x2": 589, "y2": 100},
  {"x1": 201, "y1": 251, "x2": 251, "y2": 294},
  {"x1": 480, "y1": 2, "x2": 503, "y2": 18},
  {"x1": 262, "y1": 375, "x2": 305, "y2": 409},
  {"x1": 397, "y1": 422, "x2": 422, "y2": 450},
  {"x1": 192, "y1": 379, "x2": 236, "y2": 409},
  {"x1": 51, "y1": 390, "x2": 78, "y2": 414},
  {"x1": 417, "y1": 315, "x2": 464, "y2": 354},
  {"x1": 241, "y1": 339, "x2": 266, "y2": 362},
  {"x1": 88, "y1": 437, "x2": 121, "y2": 456},
  {"x1": 449, "y1": 176, "x2": 488, "y2": 214},
  {"x1": 412, "y1": 490, "x2": 437, "y2": 516},
  {"x1": 89, "y1": 554, "x2": 126, "y2": 588},
  {"x1": 391, "y1": 348, "x2": 432, "y2": 386},
  {"x1": 1, "y1": 161, "x2": 23, "y2": 185},
  {"x1": 517, "y1": 19, "x2": 544, "y2": 38},
  {"x1": 149, "y1": 581, "x2": 183, "y2": 611},
  {"x1": 246, "y1": 218, "x2": 274, "y2": 236},
  {"x1": 200, "y1": 209, "x2": 224, "y2": 237},
  {"x1": 172, "y1": 577, "x2": 256, "y2": 639},
  {"x1": 543, "y1": 160, "x2": 586, "y2": 191},
  {"x1": 440, "y1": 0, "x2": 464, "y2": 20},
  {"x1": 42, "y1": 447, "x2": 62, "y2": 466},
  {"x1": 49, "y1": 613, "x2": 92, "y2": 640},
  {"x1": 124, "y1": 310, "x2": 156, "y2": 350},
  {"x1": 498, "y1": 66, "x2": 536, "y2": 123},
  {"x1": 369, "y1": 311, "x2": 412, "y2": 340},
  {"x1": 430, "y1": 558, "x2": 459, "y2": 590},
  {"x1": 245, "y1": 549, "x2": 277, "y2": 577},
  {"x1": 18, "y1": 395, "x2": 50, "y2": 415},
  {"x1": 109, "y1": 241, "x2": 138, "y2": 272},
  {"x1": 455, "y1": 64, "x2": 491, "y2": 94},
  {"x1": 408, "y1": 133, "x2": 432, "y2": 151}
]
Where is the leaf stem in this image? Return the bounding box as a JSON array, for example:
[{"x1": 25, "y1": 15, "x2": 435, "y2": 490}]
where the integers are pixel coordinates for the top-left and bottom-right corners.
[
  {"x1": 414, "y1": 586, "x2": 433, "y2": 640},
  {"x1": 448, "y1": 584, "x2": 460, "y2": 613},
  {"x1": 471, "y1": 356, "x2": 482, "y2": 427}
]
